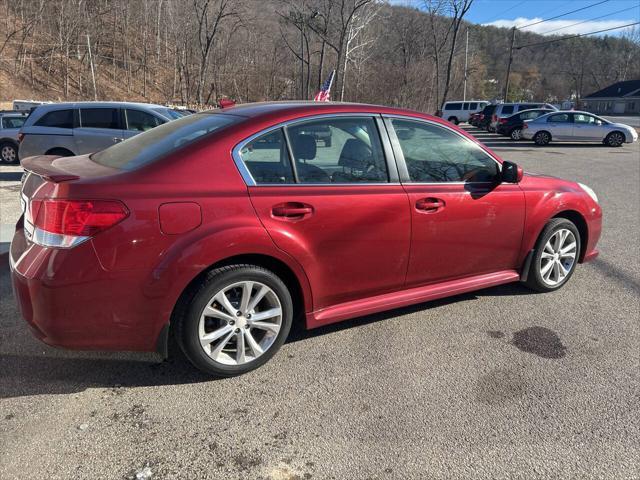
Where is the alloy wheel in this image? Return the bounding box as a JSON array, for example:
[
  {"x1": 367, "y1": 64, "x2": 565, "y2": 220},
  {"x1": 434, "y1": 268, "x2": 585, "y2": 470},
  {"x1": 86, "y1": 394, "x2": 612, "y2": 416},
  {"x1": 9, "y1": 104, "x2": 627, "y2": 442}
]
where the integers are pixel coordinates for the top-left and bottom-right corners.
[
  {"x1": 511, "y1": 128, "x2": 522, "y2": 140},
  {"x1": 1, "y1": 145, "x2": 17, "y2": 163},
  {"x1": 198, "y1": 280, "x2": 282, "y2": 365},
  {"x1": 539, "y1": 229, "x2": 577, "y2": 286},
  {"x1": 607, "y1": 132, "x2": 624, "y2": 147}
]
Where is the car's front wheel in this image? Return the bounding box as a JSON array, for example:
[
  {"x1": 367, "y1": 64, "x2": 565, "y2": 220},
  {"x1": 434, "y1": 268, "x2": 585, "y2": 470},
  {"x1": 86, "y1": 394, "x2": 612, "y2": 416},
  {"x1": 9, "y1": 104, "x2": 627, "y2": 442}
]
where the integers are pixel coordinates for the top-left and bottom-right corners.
[
  {"x1": 534, "y1": 131, "x2": 551, "y2": 146},
  {"x1": 604, "y1": 131, "x2": 625, "y2": 147},
  {"x1": 524, "y1": 218, "x2": 581, "y2": 292},
  {"x1": 176, "y1": 264, "x2": 293, "y2": 377}
]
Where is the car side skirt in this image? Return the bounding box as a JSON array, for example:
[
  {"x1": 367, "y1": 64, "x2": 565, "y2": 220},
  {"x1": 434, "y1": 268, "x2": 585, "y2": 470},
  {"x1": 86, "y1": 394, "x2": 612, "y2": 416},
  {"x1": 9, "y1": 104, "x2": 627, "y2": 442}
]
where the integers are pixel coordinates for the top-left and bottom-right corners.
[{"x1": 307, "y1": 270, "x2": 520, "y2": 328}]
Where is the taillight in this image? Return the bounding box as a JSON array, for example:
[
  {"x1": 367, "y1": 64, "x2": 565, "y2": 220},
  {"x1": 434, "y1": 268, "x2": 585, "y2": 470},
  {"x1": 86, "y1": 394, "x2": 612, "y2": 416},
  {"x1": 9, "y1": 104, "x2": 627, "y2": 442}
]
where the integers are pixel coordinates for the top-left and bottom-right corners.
[
  {"x1": 492, "y1": 115, "x2": 497, "y2": 122},
  {"x1": 32, "y1": 199, "x2": 128, "y2": 248},
  {"x1": 499, "y1": 118, "x2": 508, "y2": 124},
  {"x1": 523, "y1": 123, "x2": 528, "y2": 129},
  {"x1": 17, "y1": 132, "x2": 24, "y2": 143},
  {"x1": 479, "y1": 114, "x2": 484, "y2": 120}
]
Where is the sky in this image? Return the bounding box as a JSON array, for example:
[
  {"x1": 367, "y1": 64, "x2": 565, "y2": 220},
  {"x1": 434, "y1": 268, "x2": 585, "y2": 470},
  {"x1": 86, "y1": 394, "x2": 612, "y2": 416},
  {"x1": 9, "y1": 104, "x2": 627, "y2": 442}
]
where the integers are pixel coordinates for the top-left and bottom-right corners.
[{"x1": 392, "y1": 0, "x2": 640, "y2": 36}]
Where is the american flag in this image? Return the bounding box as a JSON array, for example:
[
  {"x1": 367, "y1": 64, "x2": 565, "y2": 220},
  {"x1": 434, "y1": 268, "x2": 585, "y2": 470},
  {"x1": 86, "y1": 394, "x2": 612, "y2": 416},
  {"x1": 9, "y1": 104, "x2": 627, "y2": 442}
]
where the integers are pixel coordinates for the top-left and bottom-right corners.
[{"x1": 313, "y1": 70, "x2": 335, "y2": 102}]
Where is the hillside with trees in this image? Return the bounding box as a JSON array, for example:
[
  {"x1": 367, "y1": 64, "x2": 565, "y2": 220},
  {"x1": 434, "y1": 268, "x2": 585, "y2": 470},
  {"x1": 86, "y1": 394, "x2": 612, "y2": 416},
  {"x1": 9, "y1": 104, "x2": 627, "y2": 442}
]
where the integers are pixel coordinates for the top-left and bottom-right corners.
[{"x1": 1, "y1": 0, "x2": 638, "y2": 113}]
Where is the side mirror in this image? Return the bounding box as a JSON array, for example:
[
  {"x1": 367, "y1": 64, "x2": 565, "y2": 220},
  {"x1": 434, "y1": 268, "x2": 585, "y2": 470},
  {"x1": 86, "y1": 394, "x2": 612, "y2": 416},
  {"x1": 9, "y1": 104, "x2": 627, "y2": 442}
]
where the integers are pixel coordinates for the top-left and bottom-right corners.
[{"x1": 501, "y1": 160, "x2": 523, "y2": 183}]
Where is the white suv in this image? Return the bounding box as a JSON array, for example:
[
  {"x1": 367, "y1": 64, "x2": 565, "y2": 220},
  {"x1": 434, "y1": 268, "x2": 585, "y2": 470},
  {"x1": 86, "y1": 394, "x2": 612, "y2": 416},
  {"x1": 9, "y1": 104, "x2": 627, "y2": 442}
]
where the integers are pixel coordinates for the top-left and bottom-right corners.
[{"x1": 440, "y1": 101, "x2": 489, "y2": 124}]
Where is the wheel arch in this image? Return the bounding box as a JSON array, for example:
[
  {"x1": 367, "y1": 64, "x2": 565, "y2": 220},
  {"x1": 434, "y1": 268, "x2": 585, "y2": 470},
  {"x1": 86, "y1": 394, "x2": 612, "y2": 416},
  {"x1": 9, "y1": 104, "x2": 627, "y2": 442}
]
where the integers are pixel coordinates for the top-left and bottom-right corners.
[
  {"x1": 161, "y1": 252, "x2": 310, "y2": 358},
  {"x1": 606, "y1": 130, "x2": 627, "y2": 143},
  {"x1": 552, "y1": 210, "x2": 588, "y2": 262},
  {"x1": 45, "y1": 146, "x2": 75, "y2": 156}
]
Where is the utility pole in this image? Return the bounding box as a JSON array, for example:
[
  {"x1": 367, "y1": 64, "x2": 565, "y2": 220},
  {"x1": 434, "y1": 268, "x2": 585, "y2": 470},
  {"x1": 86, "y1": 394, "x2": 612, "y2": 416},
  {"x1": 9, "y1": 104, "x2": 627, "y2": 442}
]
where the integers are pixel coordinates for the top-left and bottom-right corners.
[
  {"x1": 86, "y1": 33, "x2": 97, "y2": 101},
  {"x1": 503, "y1": 27, "x2": 516, "y2": 102},
  {"x1": 463, "y1": 28, "x2": 469, "y2": 101}
]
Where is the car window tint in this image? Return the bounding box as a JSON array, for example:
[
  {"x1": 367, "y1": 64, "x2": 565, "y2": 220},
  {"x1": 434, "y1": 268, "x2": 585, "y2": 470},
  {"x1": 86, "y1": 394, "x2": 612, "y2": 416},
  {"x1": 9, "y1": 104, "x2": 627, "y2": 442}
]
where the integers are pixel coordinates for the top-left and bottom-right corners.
[
  {"x1": 34, "y1": 109, "x2": 74, "y2": 128},
  {"x1": 548, "y1": 114, "x2": 571, "y2": 123},
  {"x1": 286, "y1": 117, "x2": 388, "y2": 184},
  {"x1": 91, "y1": 113, "x2": 239, "y2": 171},
  {"x1": 80, "y1": 108, "x2": 120, "y2": 129},
  {"x1": 2, "y1": 117, "x2": 25, "y2": 128},
  {"x1": 469, "y1": 102, "x2": 477, "y2": 109},
  {"x1": 391, "y1": 119, "x2": 499, "y2": 183},
  {"x1": 444, "y1": 103, "x2": 462, "y2": 110},
  {"x1": 501, "y1": 105, "x2": 514, "y2": 115},
  {"x1": 463, "y1": 103, "x2": 469, "y2": 110},
  {"x1": 239, "y1": 129, "x2": 295, "y2": 184},
  {"x1": 126, "y1": 109, "x2": 163, "y2": 131}
]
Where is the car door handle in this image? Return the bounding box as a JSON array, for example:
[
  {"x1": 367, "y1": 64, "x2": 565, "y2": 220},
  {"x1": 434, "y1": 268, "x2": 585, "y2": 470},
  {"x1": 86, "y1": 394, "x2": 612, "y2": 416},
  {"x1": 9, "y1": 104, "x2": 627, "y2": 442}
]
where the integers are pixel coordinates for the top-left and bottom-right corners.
[
  {"x1": 113, "y1": 137, "x2": 124, "y2": 143},
  {"x1": 272, "y1": 202, "x2": 314, "y2": 219},
  {"x1": 416, "y1": 198, "x2": 445, "y2": 213}
]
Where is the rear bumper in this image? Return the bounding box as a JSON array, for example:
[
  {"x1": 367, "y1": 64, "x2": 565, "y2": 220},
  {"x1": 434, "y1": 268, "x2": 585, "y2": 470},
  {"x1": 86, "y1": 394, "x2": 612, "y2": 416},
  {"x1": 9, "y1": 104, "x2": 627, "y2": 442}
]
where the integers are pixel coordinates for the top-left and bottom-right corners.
[{"x1": 10, "y1": 221, "x2": 164, "y2": 353}]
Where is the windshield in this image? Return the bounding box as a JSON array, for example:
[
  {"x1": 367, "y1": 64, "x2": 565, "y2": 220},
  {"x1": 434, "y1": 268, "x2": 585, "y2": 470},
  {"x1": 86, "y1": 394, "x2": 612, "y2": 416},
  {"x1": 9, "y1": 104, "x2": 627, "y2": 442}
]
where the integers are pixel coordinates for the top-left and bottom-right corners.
[
  {"x1": 91, "y1": 113, "x2": 241, "y2": 170},
  {"x1": 152, "y1": 107, "x2": 185, "y2": 120}
]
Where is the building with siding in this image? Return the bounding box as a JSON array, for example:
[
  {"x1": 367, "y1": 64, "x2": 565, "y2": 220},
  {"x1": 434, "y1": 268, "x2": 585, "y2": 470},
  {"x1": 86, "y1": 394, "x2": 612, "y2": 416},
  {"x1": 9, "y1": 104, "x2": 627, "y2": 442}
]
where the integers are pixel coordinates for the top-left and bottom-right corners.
[{"x1": 581, "y1": 80, "x2": 640, "y2": 115}]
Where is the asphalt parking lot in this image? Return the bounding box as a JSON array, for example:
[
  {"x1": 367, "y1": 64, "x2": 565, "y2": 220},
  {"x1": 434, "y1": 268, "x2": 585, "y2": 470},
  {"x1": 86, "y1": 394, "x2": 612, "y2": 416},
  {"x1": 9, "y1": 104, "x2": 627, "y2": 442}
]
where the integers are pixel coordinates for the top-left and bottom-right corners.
[{"x1": 1, "y1": 128, "x2": 639, "y2": 480}]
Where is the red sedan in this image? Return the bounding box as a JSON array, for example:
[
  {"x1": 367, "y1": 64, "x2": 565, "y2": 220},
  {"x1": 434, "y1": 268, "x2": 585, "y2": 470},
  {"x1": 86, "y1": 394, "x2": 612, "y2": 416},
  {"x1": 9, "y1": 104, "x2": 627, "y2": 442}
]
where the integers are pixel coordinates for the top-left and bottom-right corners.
[{"x1": 10, "y1": 102, "x2": 601, "y2": 376}]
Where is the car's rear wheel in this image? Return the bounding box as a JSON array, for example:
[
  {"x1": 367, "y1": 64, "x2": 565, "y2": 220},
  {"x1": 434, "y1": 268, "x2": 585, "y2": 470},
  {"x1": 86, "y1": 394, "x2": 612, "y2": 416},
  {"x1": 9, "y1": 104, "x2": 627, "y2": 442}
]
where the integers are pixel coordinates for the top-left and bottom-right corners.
[
  {"x1": 534, "y1": 131, "x2": 551, "y2": 146},
  {"x1": 524, "y1": 218, "x2": 581, "y2": 292},
  {"x1": 447, "y1": 116, "x2": 459, "y2": 125},
  {"x1": 605, "y1": 131, "x2": 625, "y2": 147},
  {"x1": 510, "y1": 128, "x2": 523, "y2": 140},
  {"x1": 176, "y1": 264, "x2": 293, "y2": 377},
  {"x1": 0, "y1": 142, "x2": 18, "y2": 163}
]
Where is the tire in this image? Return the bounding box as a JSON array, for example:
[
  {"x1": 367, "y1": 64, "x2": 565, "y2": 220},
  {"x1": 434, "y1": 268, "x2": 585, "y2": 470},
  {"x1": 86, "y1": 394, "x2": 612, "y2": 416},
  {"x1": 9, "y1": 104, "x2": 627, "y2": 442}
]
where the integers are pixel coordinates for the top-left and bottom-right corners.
[
  {"x1": 487, "y1": 125, "x2": 495, "y2": 133},
  {"x1": 510, "y1": 128, "x2": 523, "y2": 141},
  {"x1": 45, "y1": 147, "x2": 74, "y2": 157},
  {"x1": 524, "y1": 218, "x2": 581, "y2": 293},
  {"x1": 534, "y1": 131, "x2": 551, "y2": 146},
  {"x1": 0, "y1": 142, "x2": 18, "y2": 163},
  {"x1": 175, "y1": 264, "x2": 293, "y2": 377},
  {"x1": 447, "y1": 116, "x2": 459, "y2": 125},
  {"x1": 604, "y1": 131, "x2": 625, "y2": 147}
]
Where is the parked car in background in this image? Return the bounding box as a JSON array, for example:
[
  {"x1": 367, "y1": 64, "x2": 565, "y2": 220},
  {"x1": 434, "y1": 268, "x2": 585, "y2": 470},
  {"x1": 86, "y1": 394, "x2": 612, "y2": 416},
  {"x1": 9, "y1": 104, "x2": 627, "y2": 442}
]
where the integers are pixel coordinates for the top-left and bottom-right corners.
[
  {"x1": 522, "y1": 111, "x2": 638, "y2": 146},
  {"x1": 18, "y1": 102, "x2": 179, "y2": 158},
  {"x1": 439, "y1": 101, "x2": 489, "y2": 124},
  {"x1": 11, "y1": 101, "x2": 602, "y2": 377},
  {"x1": 0, "y1": 111, "x2": 28, "y2": 163},
  {"x1": 496, "y1": 108, "x2": 556, "y2": 140},
  {"x1": 468, "y1": 112, "x2": 481, "y2": 126},
  {"x1": 489, "y1": 103, "x2": 557, "y2": 132},
  {"x1": 477, "y1": 104, "x2": 497, "y2": 130}
]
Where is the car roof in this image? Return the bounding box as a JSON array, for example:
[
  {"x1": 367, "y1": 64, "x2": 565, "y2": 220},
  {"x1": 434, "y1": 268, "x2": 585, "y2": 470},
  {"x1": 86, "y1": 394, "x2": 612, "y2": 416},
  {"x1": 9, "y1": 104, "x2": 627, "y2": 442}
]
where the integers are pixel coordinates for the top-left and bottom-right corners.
[
  {"x1": 33, "y1": 101, "x2": 168, "y2": 111},
  {"x1": 202, "y1": 101, "x2": 432, "y2": 120}
]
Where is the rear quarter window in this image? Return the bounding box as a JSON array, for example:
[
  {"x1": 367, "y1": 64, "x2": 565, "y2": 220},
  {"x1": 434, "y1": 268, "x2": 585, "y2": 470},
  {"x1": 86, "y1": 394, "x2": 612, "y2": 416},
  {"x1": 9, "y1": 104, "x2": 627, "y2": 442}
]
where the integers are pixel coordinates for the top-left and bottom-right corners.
[
  {"x1": 91, "y1": 113, "x2": 240, "y2": 170},
  {"x1": 34, "y1": 109, "x2": 74, "y2": 129}
]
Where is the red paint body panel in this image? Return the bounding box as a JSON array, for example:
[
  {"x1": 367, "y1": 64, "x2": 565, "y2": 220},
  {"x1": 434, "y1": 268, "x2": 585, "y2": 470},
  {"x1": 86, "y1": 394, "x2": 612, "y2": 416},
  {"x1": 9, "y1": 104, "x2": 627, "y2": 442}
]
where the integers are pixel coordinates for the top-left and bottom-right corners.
[
  {"x1": 9, "y1": 102, "x2": 603, "y2": 354},
  {"x1": 158, "y1": 202, "x2": 202, "y2": 234},
  {"x1": 248, "y1": 184, "x2": 411, "y2": 309}
]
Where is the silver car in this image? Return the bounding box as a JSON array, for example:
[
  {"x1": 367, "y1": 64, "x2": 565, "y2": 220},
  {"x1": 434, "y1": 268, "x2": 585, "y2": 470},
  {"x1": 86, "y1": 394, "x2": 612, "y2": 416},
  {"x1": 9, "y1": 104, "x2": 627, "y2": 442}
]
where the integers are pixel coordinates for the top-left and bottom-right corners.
[
  {"x1": 18, "y1": 102, "x2": 182, "y2": 158},
  {"x1": 522, "y1": 111, "x2": 639, "y2": 147},
  {"x1": 0, "y1": 112, "x2": 28, "y2": 163}
]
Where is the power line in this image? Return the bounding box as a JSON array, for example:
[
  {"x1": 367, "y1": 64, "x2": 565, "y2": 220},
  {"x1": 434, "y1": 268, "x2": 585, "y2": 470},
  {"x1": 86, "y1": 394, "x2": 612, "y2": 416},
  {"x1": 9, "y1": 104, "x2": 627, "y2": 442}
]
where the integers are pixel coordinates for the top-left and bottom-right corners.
[
  {"x1": 516, "y1": 0, "x2": 610, "y2": 29},
  {"x1": 539, "y1": 4, "x2": 640, "y2": 35},
  {"x1": 515, "y1": 20, "x2": 639, "y2": 49}
]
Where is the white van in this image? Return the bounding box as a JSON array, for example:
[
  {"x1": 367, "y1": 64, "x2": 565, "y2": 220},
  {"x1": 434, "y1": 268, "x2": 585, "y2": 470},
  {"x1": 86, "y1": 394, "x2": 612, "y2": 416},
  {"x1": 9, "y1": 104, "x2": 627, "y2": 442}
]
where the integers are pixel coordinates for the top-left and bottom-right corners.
[{"x1": 440, "y1": 101, "x2": 489, "y2": 124}]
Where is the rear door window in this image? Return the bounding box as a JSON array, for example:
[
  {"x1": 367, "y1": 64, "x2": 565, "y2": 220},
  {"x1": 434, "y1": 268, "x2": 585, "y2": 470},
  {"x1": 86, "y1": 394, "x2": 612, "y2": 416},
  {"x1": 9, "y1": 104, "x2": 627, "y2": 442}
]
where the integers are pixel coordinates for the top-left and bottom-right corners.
[
  {"x1": 501, "y1": 105, "x2": 515, "y2": 115},
  {"x1": 469, "y1": 102, "x2": 477, "y2": 110},
  {"x1": 80, "y1": 108, "x2": 121, "y2": 129},
  {"x1": 286, "y1": 117, "x2": 388, "y2": 184},
  {"x1": 34, "y1": 109, "x2": 74, "y2": 129},
  {"x1": 548, "y1": 113, "x2": 571, "y2": 123},
  {"x1": 239, "y1": 129, "x2": 295, "y2": 184},
  {"x1": 126, "y1": 109, "x2": 163, "y2": 132},
  {"x1": 2, "y1": 116, "x2": 26, "y2": 129}
]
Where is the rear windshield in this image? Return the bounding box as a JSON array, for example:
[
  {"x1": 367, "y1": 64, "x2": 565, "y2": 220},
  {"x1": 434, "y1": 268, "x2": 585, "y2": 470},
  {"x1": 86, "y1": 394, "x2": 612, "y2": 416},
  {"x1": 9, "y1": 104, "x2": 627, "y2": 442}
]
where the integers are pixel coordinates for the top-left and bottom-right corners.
[
  {"x1": 91, "y1": 113, "x2": 240, "y2": 170},
  {"x1": 152, "y1": 107, "x2": 184, "y2": 120}
]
